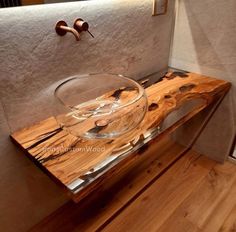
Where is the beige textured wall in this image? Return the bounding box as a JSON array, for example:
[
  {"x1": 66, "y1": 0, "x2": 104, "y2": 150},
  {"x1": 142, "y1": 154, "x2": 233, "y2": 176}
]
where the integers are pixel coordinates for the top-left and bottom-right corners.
[
  {"x1": 169, "y1": 0, "x2": 236, "y2": 160},
  {"x1": 0, "y1": 1, "x2": 175, "y2": 231}
]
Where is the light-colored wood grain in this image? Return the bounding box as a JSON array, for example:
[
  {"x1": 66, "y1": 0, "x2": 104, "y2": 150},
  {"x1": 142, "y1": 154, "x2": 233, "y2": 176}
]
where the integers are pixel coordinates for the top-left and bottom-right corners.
[
  {"x1": 157, "y1": 214, "x2": 200, "y2": 232},
  {"x1": 156, "y1": 161, "x2": 236, "y2": 232},
  {"x1": 10, "y1": 71, "x2": 230, "y2": 202},
  {"x1": 30, "y1": 137, "x2": 185, "y2": 232},
  {"x1": 219, "y1": 204, "x2": 236, "y2": 232},
  {"x1": 75, "y1": 136, "x2": 185, "y2": 232},
  {"x1": 30, "y1": 147, "x2": 236, "y2": 232},
  {"x1": 12, "y1": 117, "x2": 60, "y2": 149},
  {"x1": 102, "y1": 152, "x2": 216, "y2": 232},
  {"x1": 201, "y1": 175, "x2": 236, "y2": 231}
]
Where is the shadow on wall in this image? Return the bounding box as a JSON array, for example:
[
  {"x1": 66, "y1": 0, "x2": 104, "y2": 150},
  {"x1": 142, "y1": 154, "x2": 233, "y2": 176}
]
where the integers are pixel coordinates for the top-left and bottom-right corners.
[
  {"x1": 183, "y1": 0, "x2": 235, "y2": 79},
  {"x1": 170, "y1": 0, "x2": 236, "y2": 158}
]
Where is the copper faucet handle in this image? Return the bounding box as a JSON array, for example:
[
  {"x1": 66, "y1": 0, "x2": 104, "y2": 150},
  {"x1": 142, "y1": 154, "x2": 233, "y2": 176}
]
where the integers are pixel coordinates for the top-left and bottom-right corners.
[{"x1": 74, "y1": 18, "x2": 94, "y2": 38}]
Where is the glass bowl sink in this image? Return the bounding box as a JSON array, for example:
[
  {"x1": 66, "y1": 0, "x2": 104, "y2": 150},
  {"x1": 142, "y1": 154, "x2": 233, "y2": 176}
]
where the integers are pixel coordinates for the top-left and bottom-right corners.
[{"x1": 53, "y1": 73, "x2": 148, "y2": 139}]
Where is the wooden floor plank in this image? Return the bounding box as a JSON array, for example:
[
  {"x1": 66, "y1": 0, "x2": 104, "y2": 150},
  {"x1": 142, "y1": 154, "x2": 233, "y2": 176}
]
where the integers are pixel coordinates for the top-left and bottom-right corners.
[
  {"x1": 219, "y1": 204, "x2": 236, "y2": 232},
  {"x1": 157, "y1": 214, "x2": 200, "y2": 232},
  {"x1": 155, "y1": 161, "x2": 236, "y2": 232},
  {"x1": 201, "y1": 177, "x2": 236, "y2": 231},
  {"x1": 30, "y1": 137, "x2": 185, "y2": 232},
  {"x1": 30, "y1": 147, "x2": 236, "y2": 232},
  {"x1": 102, "y1": 151, "x2": 216, "y2": 232}
]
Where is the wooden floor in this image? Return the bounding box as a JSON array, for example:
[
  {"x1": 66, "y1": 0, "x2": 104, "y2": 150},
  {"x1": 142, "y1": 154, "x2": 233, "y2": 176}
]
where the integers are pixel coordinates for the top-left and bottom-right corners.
[{"x1": 31, "y1": 140, "x2": 236, "y2": 232}]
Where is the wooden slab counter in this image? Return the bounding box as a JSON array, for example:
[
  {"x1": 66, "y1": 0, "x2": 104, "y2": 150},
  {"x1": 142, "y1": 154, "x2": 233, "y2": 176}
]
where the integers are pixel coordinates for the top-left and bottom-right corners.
[{"x1": 10, "y1": 71, "x2": 230, "y2": 202}]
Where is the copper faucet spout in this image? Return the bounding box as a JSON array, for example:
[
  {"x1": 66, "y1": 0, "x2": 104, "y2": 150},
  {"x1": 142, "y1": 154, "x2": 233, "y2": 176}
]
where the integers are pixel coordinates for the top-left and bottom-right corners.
[
  {"x1": 59, "y1": 25, "x2": 80, "y2": 41},
  {"x1": 55, "y1": 21, "x2": 80, "y2": 41}
]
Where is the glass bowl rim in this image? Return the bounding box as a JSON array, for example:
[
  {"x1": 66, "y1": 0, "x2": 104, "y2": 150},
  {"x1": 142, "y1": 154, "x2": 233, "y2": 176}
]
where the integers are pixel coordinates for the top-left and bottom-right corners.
[{"x1": 54, "y1": 73, "x2": 147, "y2": 113}]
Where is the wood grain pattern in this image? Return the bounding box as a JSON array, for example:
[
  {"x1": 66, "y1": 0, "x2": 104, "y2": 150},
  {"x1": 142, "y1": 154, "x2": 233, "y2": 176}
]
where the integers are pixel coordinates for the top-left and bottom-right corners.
[
  {"x1": 102, "y1": 152, "x2": 216, "y2": 232},
  {"x1": 30, "y1": 136, "x2": 185, "y2": 232},
  {"x1": 156, "y1": 162, "x2": 236, "y2": 232},
  {"x1": 219, "y1": 204, "x2": 236, "y2": 232},
  {"x1": 10, "y1": 72, "x2": 230, "y2": 202},
  {"x1": 30, "y1": 150, "x2": 236, "y2": 232},
  {"x1": 102, "y1": 159, "x2": 236, "y2": 232}
]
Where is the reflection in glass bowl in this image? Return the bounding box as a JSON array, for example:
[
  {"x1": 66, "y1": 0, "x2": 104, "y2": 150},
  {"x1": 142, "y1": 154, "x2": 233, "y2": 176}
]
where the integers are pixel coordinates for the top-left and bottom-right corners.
[{"x1": 53, "y1": 73, "x2": 148, "y2": 139}]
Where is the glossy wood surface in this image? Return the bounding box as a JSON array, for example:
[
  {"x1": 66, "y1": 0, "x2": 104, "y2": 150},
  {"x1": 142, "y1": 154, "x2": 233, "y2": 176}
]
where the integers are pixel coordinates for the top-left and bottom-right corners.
[
  {"x1": 11, "y1": 71, "x2": 230, "y2": 202},
  {"x1": 31, "y1": 146, "x2": 236, "y2": 232}
]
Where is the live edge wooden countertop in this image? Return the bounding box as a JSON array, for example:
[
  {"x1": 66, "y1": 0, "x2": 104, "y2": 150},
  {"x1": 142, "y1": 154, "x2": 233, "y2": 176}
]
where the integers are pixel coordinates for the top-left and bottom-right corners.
[{"x1": 10, "y1": 71, "x2": 230, "y2": 202}]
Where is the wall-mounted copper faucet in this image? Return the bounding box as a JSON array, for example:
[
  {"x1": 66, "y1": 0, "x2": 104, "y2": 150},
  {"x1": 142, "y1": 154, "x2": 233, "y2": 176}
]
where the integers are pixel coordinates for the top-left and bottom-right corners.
[
  {"x1": 55, "y1": 21, "x2": 80, "y2": 41},
  {"x1": 55, "y1": 18, "x2": 94, "y2": 41}
]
